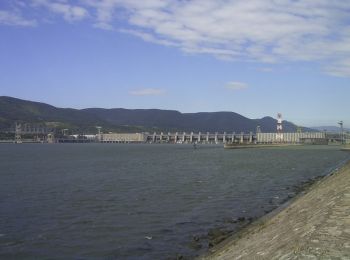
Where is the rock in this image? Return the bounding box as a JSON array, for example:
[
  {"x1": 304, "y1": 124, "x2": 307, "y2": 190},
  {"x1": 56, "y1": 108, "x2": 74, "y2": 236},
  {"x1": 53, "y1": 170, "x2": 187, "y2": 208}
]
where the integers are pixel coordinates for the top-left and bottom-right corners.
[
  {"x1": 193, "y1": 235, "x2": 200, "y2": 242},
  {"x1": 209, "y1": 234, "x2": 230, "y2": 247},
  {"x1": 188, "y1": 240, "x2": 202, "y2": 250},
  {"x1": 208, "y1": 228, "x2": 226, "y2": 238},
  {"x1": 238, "y1": 217, "x2": 245, "y2": 222},
  {"x1": 214, "y1": 235, "x2": 228, "y2": 244},
  {"x1": 223, "y1": 217, "x2": 238, "y2": 224},
  {"x1": 207, "y1": 228, "x2": 232, "y2": 248}
]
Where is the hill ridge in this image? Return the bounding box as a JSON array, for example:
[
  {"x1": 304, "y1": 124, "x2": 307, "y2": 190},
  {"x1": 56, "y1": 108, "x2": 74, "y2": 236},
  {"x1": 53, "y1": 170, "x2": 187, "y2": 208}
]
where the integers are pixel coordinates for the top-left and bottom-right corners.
[{"x1": 0, "y1": 96, "x2": 309, "y2": 133}]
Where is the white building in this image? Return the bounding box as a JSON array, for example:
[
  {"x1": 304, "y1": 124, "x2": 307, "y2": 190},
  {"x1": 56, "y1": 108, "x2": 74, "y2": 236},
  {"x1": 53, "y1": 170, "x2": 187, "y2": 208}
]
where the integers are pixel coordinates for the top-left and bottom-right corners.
[{"x1": 101, "y1": 133, "x2": 145, "y2": 143}]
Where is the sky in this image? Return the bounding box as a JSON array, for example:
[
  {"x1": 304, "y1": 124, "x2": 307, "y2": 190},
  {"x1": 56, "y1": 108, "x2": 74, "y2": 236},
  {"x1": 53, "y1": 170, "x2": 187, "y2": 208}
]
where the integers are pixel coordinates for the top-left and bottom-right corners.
[{"x1": 0, "y1": 0, "x2": 349, "y2": 127}]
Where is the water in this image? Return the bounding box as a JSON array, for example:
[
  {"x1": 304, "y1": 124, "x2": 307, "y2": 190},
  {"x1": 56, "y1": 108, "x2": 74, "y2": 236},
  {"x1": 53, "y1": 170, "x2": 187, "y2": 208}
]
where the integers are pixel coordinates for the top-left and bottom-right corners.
[{"x1": 0, "y1": 144, "x2": 349, "y2": 259}]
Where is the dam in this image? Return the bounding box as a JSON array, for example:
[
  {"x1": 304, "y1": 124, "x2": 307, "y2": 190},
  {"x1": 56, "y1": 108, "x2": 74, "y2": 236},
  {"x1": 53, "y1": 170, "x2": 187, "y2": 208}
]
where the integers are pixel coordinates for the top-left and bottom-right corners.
[
  {"x1": 99, "y1": 131, "x2": 328, "y2": 144},
  {"x1": 5, "y1": 122, "x2": 348, "y2": 144}
]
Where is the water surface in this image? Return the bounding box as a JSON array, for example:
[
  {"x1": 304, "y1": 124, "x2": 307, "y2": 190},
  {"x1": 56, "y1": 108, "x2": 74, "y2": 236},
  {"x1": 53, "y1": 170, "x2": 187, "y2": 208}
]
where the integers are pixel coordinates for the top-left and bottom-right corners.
[{"x1": 0, "y1": 144, "x2": 349, "y2": 259}]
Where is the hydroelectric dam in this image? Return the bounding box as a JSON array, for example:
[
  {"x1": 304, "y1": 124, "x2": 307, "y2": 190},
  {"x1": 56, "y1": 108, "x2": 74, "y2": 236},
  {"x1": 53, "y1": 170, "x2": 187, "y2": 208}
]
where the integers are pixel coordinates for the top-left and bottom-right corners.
[{"x1": 99, "y1": 131, "x2": 328, "y2": 144}]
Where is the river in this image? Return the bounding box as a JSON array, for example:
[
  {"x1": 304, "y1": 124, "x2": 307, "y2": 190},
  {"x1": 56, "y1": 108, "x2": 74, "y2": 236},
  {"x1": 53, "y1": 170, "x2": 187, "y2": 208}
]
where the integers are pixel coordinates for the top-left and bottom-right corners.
[{"x1": 0, "y1": 144, "x2": 349, "y2": 259}]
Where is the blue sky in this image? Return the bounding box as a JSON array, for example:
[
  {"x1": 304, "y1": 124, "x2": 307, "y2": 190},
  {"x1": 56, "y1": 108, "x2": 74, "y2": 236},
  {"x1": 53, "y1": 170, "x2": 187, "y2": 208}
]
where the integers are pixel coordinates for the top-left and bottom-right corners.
[{"x1": 0, "y1": 0, "x2": 349, "y2": 127}]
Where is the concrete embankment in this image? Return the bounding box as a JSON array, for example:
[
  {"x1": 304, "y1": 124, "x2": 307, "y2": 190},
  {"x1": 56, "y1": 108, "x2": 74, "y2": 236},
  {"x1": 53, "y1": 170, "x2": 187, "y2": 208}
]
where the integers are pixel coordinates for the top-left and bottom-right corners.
[
  {"x1": 223, "y1": 144, "x2": 301, "y2": 149},
  {"x1": 200, "y1": 159, "x2": 350, "y2": 259},
  {"x1": 341, "y1": 144, "x2": 350, "y2": 151}
]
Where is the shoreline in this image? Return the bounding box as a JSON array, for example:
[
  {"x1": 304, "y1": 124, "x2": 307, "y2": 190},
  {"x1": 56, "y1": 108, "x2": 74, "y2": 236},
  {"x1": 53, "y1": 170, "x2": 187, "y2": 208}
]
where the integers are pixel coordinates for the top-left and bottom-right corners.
[
  {"x1": 198, "y1": 158, "x2": 350, "y2": 259},
  {"x1": 223, "y1": 143, "x2": 302, "y2": 149}
]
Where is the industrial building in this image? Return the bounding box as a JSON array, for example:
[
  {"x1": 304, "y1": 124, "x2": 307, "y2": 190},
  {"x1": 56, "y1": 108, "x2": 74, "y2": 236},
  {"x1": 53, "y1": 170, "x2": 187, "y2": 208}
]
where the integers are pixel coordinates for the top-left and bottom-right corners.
[
  {"x1": 256, "y1": 132, "x2": 326, "y2": 144},
  {"x1": 101, "y1": 133, "x2": 145, "y2": 143},
  {"x1": 8, "y1": 117, "x2": 348, "y2": 145}
]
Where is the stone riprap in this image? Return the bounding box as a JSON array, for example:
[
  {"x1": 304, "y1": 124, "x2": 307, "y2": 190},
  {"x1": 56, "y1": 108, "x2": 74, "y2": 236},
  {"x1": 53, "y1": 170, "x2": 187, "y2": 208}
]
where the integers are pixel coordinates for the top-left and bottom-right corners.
[{"x1": 200, "y1": 160, "x2": 350, "y2": 259}]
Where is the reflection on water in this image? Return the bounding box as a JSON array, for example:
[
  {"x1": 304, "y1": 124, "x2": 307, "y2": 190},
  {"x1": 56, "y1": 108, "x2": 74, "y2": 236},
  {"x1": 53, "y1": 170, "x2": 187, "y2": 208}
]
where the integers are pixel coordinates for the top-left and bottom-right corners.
[{"x1": 0, "y1": 144, "x2": 349, "y2": 259}]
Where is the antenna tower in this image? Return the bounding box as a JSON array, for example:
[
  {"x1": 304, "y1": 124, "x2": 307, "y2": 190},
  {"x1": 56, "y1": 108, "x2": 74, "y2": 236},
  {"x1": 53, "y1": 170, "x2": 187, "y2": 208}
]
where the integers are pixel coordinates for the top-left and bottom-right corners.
[
  {"x1": 338, "y1": 121, "x2": 344, "y2": 144},
  {"x1": 62, "y1": 129, "x2": 69, "y2": 136},
  {"x1": 276, "y1": 113, "x2": 283, "y2": 142},
  {"x1": 15, "y1": 122, "x2": 22, "y2": 144},
  {"x1": 96, "y1": 126, "x2": 102, "y2": 142}
]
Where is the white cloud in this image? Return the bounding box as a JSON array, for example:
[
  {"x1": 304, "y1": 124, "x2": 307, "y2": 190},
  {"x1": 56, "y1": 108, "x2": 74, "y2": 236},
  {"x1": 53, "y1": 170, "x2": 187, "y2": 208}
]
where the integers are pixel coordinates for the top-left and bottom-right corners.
[
  {"x1": 325, "y1": 59, "x2": 350, "y2": 78},
  {"x1": 0, "y1": 10, "x2": 36, "y2": 27},
  {"x1": 32, "y1": 0, "x2": 88, "y2": 22},
  {"x1": 82, "y1": 0, "x2": 350, "y2": 77},
  {"x1": 226, "y1": 82, "x2": 248, "y2": 91},
  {"x1": 4, "y1": 0, "x2": 350, "y2": 77},
  {"x1": 129, "y1": 88, "x2": 165, "y2": 96},
  {"x1": 119, "y1": 29, "x2": 178, "y2": 47},
  {"x1": 94, "y1": 21, "x2": 113, "y2": 30}
]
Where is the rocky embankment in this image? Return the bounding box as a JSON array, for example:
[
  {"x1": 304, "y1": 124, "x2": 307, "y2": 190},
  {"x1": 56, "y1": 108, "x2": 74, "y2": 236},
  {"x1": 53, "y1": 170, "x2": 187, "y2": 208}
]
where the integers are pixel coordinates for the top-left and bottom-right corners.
[
  {"x1": 172, "y1": 172, "x2": 326, "y2": 260},
  {"x1": 199, "y1": 160, "x2": 350, "y2": 259}
]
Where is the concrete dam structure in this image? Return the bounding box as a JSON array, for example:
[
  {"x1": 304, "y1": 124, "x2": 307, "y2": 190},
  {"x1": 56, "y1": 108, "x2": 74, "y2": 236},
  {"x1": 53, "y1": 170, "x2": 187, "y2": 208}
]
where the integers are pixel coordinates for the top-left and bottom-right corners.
[
  {"x1": 99, "y1": 132, "x2": 327, "y2": 144},
  {"x1": 9, "y1": 122, "x2": 345, "y2": 144},
  {"x1": 257, "y1": 132, "x2": 326, "y2": 144},
  {"x1": 99, "y1": 132, "x2": 255, "y2": 144}
]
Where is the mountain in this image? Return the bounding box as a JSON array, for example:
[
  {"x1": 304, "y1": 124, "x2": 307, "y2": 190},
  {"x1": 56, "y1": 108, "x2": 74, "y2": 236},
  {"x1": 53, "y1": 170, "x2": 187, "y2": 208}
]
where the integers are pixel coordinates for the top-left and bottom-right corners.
[
  {"x1": 83, "y1": 108, "x2": 302, "y2": 132},
  {"x1": 0, "y1": 96, "x2": 143, "y2": 133},
  {"x1": 0, "y1": 96, "x2": 310, "y2": 133}
]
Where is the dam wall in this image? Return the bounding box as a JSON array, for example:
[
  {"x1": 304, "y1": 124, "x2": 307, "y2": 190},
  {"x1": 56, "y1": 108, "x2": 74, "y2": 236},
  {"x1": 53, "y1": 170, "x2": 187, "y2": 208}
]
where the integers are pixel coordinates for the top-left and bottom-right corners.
[
  {"x1": 256, "y1": 132, "x2": 325, "y2": 143},
  {"x1": 98, "y1": 132, "x2": 327, "y2": 144}
]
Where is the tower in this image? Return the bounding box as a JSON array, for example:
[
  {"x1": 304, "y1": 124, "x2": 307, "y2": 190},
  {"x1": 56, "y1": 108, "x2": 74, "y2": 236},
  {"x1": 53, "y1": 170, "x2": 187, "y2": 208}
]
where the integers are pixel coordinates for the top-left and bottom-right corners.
[
  {"x1": 62, "y1": 128, "x2": 69, "y2": 136},
  {"x1": 338, "y1": 121, "x2": 344, "y2": 144},
  {"x1": 256, "y1": 125, "x2": 261, "y2": 133},
  {"x1": 47, "y1": 133, "x2": 55, "y2": 143},
  {"x1": 96, "y1": 126, "x2": 102, "y2": 142},
  {"x1": 276, "y1": 113, "x2": 283, "y2": 142},
  {"x1": 15, "y1": 122, "x2": 22, "y2": 144}
]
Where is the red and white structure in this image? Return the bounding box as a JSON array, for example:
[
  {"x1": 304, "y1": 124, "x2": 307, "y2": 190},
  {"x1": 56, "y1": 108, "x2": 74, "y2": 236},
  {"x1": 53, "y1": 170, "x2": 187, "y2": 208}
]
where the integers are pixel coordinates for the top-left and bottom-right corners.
[{"x1": 276, "y1": 113, "x2": 283, "y2": 142}]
